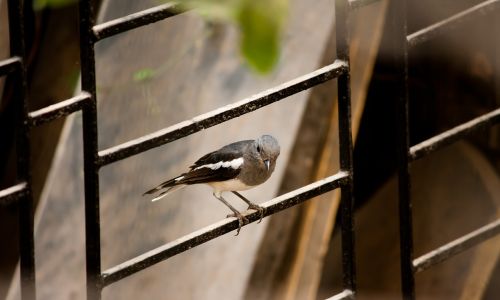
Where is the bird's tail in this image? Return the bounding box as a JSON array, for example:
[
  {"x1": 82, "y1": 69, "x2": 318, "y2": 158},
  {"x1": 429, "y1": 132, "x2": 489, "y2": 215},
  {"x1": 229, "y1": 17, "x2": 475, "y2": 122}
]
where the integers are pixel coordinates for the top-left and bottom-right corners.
[
  {"x1": 150, "y1": 184, "x2": 186, "y2": 202},
  {"x1": 143, "y1": 175, "x2": 186, "y2": 202}
]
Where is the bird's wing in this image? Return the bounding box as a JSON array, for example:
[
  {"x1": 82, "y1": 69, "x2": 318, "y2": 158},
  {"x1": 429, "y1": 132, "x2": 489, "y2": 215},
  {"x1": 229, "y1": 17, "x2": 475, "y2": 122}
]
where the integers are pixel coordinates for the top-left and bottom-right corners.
[
  {"x1": 181, "y1": 142, "x2": 250, "y2": 184},
  {"x1": 144, "y1": 140, "x2": 251, "y2": 196},
  {"x1": 176, "y1": 164, "x2": 241, "y2": 185},
  {"x1": 189, "y1": 140, "x2": 252, "y2": 169}
]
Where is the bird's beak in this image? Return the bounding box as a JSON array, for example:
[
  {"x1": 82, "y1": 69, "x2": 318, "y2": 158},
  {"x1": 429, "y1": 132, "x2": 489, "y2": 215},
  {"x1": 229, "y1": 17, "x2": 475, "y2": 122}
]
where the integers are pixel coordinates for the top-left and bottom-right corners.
[{"x1": 264, "y1": 159, "x2": 270, "y2": 171}]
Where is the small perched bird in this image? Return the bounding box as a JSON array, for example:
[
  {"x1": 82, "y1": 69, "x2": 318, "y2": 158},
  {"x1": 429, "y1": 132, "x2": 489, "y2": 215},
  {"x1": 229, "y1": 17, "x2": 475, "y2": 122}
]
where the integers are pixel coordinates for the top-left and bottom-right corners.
[{"x1": 143, "y1": 135, "x2": 280, "y2": 234}]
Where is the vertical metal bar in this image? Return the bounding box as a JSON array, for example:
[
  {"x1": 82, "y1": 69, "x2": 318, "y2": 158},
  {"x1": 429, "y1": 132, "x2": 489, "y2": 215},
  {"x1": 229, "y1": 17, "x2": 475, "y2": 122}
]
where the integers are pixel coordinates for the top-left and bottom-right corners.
[
  {"x1": 8, "y1": 0, "x2": 36, "y2": 299},
  {"x1": 78, "y1": 0, "x2": 102, "y2": 299},
  {"x1": 495, "y1": 7, "x2": 500, "y2": 109},
  {"x1": 392, "y1": 0, "x2": 415, "y2": 299},
  {"x1": 335, "y1": 0, "x2": 356, "y2": 294}
]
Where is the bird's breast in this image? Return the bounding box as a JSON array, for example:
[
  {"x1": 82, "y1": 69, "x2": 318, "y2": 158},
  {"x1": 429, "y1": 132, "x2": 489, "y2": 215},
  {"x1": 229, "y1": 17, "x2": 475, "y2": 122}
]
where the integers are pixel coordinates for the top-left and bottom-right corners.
[{"x1": 208, "y1": 179, "x2": 253, "y2": 193}]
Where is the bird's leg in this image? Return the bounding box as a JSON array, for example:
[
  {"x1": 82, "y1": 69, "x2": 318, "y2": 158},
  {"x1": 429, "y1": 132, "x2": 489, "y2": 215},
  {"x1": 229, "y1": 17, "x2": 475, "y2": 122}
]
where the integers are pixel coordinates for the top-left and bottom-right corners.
[
  {"x1": 231, "y1": 191, "x2": 266, "y2": 223},
  {"x1": 213, "y1": 193, "x2": 248, "y2": 235}
]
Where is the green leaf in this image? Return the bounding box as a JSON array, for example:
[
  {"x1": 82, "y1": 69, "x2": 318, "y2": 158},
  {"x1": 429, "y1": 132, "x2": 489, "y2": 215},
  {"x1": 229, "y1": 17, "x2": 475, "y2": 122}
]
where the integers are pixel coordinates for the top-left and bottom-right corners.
[
  {"x1": 183, "y1": 0, "x2": 289, "y2": 73},
  {"x1": 133, "y1": 68, "x2": 156, "y2": 82},
  {"x1": 179, "y1": 0, "x2": 238, "y2": 21},
  {"x1": 33, "y1": 0, "x2": 78, "y2": 10},
  {"x1": 236, "y1": 0, "x2": 288, "y2": 73}
]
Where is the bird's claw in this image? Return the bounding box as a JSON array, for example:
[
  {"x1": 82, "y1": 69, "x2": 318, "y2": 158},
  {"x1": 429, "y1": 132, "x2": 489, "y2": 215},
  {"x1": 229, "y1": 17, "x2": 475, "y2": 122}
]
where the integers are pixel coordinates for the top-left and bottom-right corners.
[
  {"x1": 226, "y1": 212, "x2": 249, "y2": 235},
  {"x1": 247, "y1": 203, "x2": 266, "y2": 223}
]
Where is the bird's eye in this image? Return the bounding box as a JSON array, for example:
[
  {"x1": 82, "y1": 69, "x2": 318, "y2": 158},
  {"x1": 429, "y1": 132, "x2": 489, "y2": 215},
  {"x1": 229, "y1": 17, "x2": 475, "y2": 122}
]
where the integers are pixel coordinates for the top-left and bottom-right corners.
[{"x1": 256, "y1": 145, "x2": 261, "y2": 153}]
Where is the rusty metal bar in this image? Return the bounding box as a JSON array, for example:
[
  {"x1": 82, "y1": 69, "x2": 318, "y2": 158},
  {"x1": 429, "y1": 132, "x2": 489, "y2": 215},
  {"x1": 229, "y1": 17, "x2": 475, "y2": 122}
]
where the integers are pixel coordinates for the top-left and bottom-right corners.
[
  {"x1": 336, "y1": 0, "x2": 356, "y2": 294},
  {"x1": 0, "y1": 182, "x2": 27, "y2": 205},
  {"x1": 410, "y1": 107, "x2": 500, "y2": 161},
  {"x1": 28, "y1": 92, "x2": 91, "y2": 126},
  {"x1": 98, "y1": 60, "x2": 348, "y2": 166},
  {"x1": 101, "y1": 171, "x2": 349, "y2": 287},
  {"x1": 391, "y1": 0, "x2": 415, "y2": 298},
  {"x1": 407, "y1": 0, "x2": 500, "y2": 47},
  {"x1": 0, "y1": 56, "x2": 22, "y2": 75},
  {"x1": 7, "y1": 0, "x2": 36, "y2": 298},
  {"x1": 413, "y1": 219, "x2": 500, "y2": 273},
  {"x1": 78, "y1": 0, "x2": 103, "y2": 299},
  {"x1": 325, "y1": 289, "x2": 354, "y2": 300},
  {"x1": 92, "y1": 2, "x2": 183, "y2": 41}
]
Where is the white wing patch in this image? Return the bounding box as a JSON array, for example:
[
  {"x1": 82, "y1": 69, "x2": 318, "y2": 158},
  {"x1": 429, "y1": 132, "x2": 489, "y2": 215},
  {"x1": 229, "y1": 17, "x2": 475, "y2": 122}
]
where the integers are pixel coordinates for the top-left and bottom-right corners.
[{"x1": 194, "y1": 157, "x2": 244, "y2": 171}]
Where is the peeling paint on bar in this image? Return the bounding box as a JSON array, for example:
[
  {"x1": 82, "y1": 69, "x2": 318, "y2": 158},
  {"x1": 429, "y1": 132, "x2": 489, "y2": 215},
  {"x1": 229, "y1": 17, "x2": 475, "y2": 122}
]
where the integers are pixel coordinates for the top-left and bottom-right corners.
[
  {"x1": 0, "y1": 182, "x2": 27, "y2": 205},
  {"x1": 28, "y1": 92, "x2": 92, "y2": 126},
  {"x1": 413, "y1": 219, "x2": 500, "y2": 273},
  {"x1": 325, "y1": 289, "x2": 354, "y2": 300},
  {"x1": 0, "y1": 56, "x2": 22, "y2": 75},
  {"x1": 410, "y1": 108, "x2": 500, "y2": 161},
  {"x1": 407, "y1": 0, "x2": 500, "y2": 47},
  {"x1": 92, "y1": 3, "x2": 184, "y2": 41}
]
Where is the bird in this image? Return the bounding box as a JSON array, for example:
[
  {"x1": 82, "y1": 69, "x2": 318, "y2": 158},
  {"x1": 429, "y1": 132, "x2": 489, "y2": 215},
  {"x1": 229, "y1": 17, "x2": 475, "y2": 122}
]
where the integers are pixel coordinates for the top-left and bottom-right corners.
[{"x1": 143, "y1": 135, "x2": 280, "y2": 235}]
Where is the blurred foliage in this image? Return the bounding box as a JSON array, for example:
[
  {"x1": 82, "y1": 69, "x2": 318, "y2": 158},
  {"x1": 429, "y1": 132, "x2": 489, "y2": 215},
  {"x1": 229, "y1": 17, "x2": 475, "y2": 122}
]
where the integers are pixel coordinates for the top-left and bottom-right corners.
[
  {"x1": 133, "y1": 68, "x2": 156, "y2": 82},
  {"x1": 182, "y1": 0, "x2": 288, "y2": 73},
  {"x1": 34, "y1": 0, "x2": 289, "y2": 74},
  {"x1": 33, "y1": 0, "x2": 77, "y2": 10}
]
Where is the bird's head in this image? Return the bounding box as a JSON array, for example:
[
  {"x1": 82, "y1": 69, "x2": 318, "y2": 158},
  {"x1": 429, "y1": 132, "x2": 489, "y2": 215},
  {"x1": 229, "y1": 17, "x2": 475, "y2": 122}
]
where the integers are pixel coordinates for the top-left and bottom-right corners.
[{"x1": 253, "y1": 135, "x2": 280, "y2": 171}]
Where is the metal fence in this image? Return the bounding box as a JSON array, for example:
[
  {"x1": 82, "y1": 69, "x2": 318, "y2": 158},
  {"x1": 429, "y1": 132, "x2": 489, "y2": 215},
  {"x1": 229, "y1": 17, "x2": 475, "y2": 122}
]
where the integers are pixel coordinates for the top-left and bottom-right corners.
[
  {"x1": 393, "y1": 1, "x2": 500, "y2": 299},
  {"x1": 0, "y1": 0, "x2": 499, "y2": 300}
]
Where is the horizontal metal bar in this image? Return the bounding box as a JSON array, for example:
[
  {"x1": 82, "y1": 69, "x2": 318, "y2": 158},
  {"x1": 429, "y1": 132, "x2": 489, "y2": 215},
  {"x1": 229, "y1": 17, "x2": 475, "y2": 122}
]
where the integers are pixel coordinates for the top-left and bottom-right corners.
[
  {"x1": 92, "y1": 2, "x2": 183, "y2": 41},
  {"x1": 413, "y1": 218, "x2": 500, "y2": 273},
  {"x1": 325, "y1": 289, "x2": 354, "y2": 300},
  {"x1": 410, "y1": 107, "x2": 500, "y2": 161},
  {"x1": 407, "y1": 0, "x2": 500, "y2": 47},
  {"x1": 28, "y1": 92, "x2": 91, "y2": 127},
  {"x1": 0, "y1": 182, "x2": 27, "y2": 205},
  {"x1": 0, "y1": 56, "x2": 21, "y2": 76},
  {"x1": 349, "y1": 0, "x2": 380, "y2": 10},
  {"x1": 98, "y1": 60, "x2": 348, "y2": 166},
  {"x1": 101, "y1": 171, "x2": 350, "y2": 286}
]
